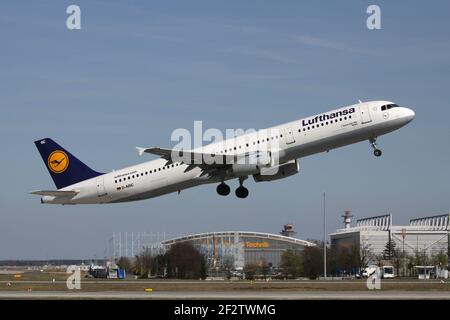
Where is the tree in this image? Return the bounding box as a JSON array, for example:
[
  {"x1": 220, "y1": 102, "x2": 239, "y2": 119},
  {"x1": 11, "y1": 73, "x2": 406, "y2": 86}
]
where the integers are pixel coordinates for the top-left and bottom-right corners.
[
  {"x1": 359, "y1": 241, "x2": 375, "y2": 270},
  {"x1": 167, "y1": 242, "x2": 205, "y2": 279},
  {"x1": 222, "y1": 255, "x2": 234, "y2": 280},
  {"x1": 133, "y1": 247, "x2": 153, "y2": 278},
  {"x1": 151, "y1": 253, "x2": 169, "y2": 277},
  {"x1": 335, "y1": 246, "x2": 359, "y2": 276},
  {"x1": 199, "y1": 256, "x2": 208, "y2": 280},
  {"x1": 383, "y1": 238, "x2": 397, "y2": 260},
  {"x1": 260, "y1": 258, "x2": 270, "y2": 279},
  {"x1": 413, "y1": 250, "x2": 429, "y2": 266},
  {"x1": 280, "y1": 249, "x2": 303, "y2": 279},
  {"x1": 391, "y1": 248, "x2": 404, "y2": 277},
  {"x1": 116, "y1": 256, "x2": 132, "y2": 273},
  {"x1": 302, "y1": 246, "x2": 322, "y2": 279},
  {"x1": 432, "y1": 250, "x2": 448, "y2": 267},
  {"x1": 243, "y1": 262, "x2": 259, "y2": 280}
]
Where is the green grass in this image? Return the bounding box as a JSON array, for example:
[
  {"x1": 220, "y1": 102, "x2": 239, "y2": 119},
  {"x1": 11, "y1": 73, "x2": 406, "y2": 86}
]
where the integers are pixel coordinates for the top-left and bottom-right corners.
[{"x1": 1, "y1": 271, "x2": 449, "y2": 292}]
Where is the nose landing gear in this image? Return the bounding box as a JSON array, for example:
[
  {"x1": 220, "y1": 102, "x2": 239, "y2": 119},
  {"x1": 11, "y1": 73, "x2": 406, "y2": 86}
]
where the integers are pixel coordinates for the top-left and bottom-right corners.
[{"x1": 370, "y1": 138, "x2": 382, "y2": 157}]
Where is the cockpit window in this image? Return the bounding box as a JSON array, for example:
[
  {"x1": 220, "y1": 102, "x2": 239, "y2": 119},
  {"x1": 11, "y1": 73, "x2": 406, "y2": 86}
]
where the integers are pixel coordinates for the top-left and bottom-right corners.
[{"x1": 381, "y1": 104, "x2": 399, "y2": 111}]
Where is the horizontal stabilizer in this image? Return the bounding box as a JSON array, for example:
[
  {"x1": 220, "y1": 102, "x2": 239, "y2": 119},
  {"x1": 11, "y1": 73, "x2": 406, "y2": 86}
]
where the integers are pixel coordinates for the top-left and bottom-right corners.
[{"x1": 30, "y1": 190, "x2": 79, "y2": 197}]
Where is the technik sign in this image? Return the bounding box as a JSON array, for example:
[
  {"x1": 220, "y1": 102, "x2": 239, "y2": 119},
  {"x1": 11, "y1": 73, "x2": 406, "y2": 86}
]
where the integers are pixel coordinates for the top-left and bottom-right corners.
[{"x1": 245, "y1": 241, "x2": 270, "y2": 248}]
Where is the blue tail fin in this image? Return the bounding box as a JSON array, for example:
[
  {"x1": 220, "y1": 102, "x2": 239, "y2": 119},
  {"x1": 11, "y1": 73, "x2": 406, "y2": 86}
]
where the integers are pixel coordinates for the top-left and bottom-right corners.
[{"x1": 34, "y1": 138, "x2": 103, "y2": 189}]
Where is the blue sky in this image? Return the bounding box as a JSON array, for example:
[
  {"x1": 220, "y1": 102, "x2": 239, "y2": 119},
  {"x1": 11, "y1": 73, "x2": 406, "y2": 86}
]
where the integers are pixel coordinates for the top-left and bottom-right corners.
[{"x1": 0, "y1": 1, "x2": 449, "y2": 259}]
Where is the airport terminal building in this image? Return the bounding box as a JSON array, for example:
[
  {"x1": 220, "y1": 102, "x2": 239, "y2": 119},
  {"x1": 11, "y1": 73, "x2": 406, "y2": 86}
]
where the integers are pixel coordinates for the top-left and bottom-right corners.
[
  {"x1": 161, "y1": 226, "x2": 316, "y2": 270},
  {"x1": 330, "y1": 212, "x2": 450, "y2": 263}
]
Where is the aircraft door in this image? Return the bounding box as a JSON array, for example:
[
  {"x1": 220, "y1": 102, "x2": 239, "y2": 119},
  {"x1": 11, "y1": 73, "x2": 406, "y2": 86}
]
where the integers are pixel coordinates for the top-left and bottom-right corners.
[
  {"x1": 96, "y1": 177, "x2": 107, "y2": 197},
  {"x1": 359, "y1": 104, "x2": 372, "y2": 124},
  {"x1": 284, "y1": 127, "x2": 296, "y2": 144}
]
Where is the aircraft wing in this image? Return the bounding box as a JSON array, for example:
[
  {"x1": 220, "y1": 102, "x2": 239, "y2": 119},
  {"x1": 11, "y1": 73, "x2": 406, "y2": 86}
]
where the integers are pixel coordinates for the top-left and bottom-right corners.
[
  {"x1": 30, "y1": 190, "x2": 79, "y2": 197},
  {"x1": 136, "y1": 146, "x2": 272, "y2": 173},
  {"x1": 136, "y1": 147, "x2": 234, "y2": 165},
  {"x1": 136, "y1": 147, "x2": 206, "y2": 160}
]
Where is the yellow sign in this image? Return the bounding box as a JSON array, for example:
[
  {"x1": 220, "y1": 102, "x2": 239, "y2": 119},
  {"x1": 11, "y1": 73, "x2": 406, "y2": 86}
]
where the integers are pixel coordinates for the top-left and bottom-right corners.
[
  {"x1": 48, "y1": 150, "x2": 69, "y2": 174},
  {"x1": 245, "y1": 241, "x2": 270, "y2": 248}
]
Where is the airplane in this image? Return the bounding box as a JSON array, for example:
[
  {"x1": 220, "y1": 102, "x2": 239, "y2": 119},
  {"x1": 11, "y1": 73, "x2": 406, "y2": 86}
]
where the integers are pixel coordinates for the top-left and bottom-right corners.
[{"x1": 31, "y1": 100, "x2": 415, "y2": 204}]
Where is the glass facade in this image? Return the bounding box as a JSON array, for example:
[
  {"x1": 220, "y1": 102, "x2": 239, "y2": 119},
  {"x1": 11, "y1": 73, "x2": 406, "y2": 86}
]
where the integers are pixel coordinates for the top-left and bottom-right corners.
[{"x1": 162, "y1": 232, "x2": 316, "y2": 269}]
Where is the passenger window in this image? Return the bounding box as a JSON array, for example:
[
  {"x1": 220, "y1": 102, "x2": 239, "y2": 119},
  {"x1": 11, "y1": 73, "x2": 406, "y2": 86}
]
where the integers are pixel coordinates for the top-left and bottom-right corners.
[{"x1": 381, "y1": 105, "x2": 386, "y2": 111}]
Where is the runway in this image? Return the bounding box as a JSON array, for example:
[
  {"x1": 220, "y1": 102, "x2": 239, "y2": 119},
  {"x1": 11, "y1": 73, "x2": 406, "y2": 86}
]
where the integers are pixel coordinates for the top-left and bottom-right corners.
[{"x1": 1, "y1": 290, "x2": 449, "y2": 300}]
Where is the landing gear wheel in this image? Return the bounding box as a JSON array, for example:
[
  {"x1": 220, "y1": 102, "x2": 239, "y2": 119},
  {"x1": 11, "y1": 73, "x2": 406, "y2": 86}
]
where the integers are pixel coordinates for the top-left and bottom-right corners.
[
  {"x1": 235, "y1": 186, "x2": 249, "y2": 199},
  {"x1": 369, "y1": 138, "x2": 382, "y2": 157},
  {"x1": 373, "y1": 149, "x2": 382, "y2": 157},
  {"x1": 216, "y1": 183, "x2": 230, "y2": 196}
]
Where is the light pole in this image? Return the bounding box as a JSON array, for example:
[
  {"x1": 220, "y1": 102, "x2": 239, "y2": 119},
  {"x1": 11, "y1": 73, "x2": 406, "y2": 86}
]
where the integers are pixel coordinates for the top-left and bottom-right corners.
[
  {"x1": 323, "y1": 191, "x2": 327, "y2": 279},
  {"x1": 401, "y1": 228, "x2": 406, "y2": 277}
]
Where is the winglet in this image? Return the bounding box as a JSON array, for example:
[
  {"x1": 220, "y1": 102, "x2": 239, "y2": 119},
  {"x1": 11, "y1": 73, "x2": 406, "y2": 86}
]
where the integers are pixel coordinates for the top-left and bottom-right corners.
[{"x1": 136, "y1": 147, "x2": 146, "y2": 156}]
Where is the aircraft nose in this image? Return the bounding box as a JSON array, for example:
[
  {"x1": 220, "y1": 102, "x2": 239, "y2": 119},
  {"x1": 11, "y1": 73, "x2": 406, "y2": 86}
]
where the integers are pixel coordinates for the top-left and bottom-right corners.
[{"x1": 403, "y1": 107, "x2": 415, "y2": 123}]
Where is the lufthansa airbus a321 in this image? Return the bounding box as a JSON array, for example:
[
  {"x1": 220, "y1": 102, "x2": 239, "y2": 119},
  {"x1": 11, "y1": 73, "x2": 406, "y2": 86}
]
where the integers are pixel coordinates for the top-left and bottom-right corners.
[{"x1": 31, "y1": 100, "x2": 415, "y2": 204}]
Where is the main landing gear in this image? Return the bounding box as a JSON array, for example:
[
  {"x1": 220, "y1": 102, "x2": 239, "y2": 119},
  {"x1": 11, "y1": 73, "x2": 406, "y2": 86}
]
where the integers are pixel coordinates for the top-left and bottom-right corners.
[
  {"x1": 216, "y1": 182, "x2": 230, "y2": 196},
  {"x1": 370, "y1": 137, "x2": 382, "y2": 157},
  {"x1": 216, "y1": 178, "x2": 249, "y2": 199},
  {"x1": 235, "y1": 177, "x2": 249, "y2": 199}
]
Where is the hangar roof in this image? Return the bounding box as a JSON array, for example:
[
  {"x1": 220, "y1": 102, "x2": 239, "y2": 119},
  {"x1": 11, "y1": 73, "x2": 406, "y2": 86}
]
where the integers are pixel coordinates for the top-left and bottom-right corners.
[{"x1": 161, "y1": 231, "x2": 317, "y2": 247}]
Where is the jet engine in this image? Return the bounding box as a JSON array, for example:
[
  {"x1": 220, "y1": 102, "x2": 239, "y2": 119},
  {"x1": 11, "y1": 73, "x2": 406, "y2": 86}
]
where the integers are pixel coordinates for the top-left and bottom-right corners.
[
  {"x1": 252, "y1": 159, "x2": 299, "y2": 182},
  {"x1": 228, "y1": 151, "x2": 271, "y2": 176}
]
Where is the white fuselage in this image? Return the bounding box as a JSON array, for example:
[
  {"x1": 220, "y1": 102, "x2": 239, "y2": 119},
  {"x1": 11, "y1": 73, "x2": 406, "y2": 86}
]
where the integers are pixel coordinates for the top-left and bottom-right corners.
[{"x1": 42, "y1": 100, "x2": 414, "y2": 204}]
